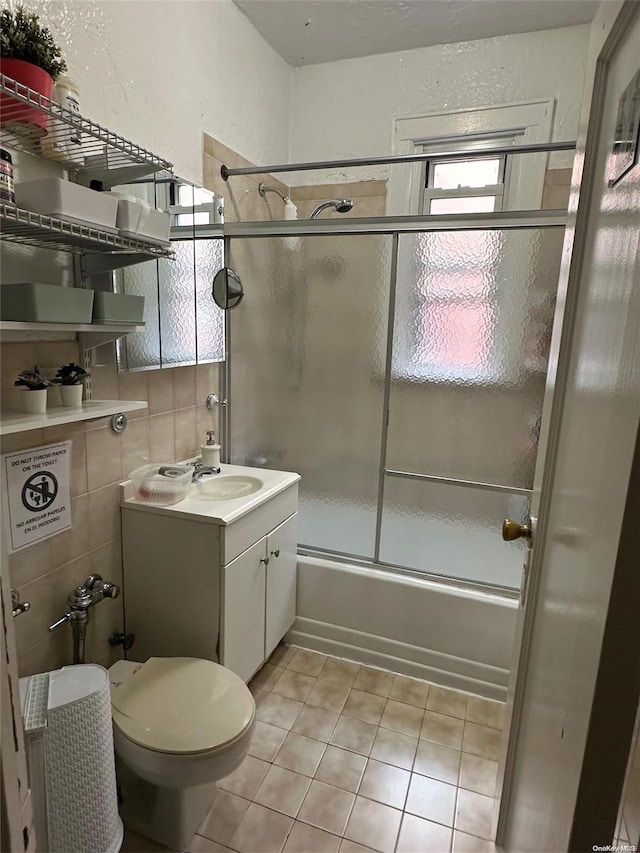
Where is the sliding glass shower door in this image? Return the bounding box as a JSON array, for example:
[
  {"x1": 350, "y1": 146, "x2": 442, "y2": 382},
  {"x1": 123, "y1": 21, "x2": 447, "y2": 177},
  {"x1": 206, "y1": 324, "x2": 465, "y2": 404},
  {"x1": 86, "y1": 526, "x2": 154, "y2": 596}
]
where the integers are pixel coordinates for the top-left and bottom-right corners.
[{"x1": 228, "y1": 223, "x2": 563, "y2": 590}]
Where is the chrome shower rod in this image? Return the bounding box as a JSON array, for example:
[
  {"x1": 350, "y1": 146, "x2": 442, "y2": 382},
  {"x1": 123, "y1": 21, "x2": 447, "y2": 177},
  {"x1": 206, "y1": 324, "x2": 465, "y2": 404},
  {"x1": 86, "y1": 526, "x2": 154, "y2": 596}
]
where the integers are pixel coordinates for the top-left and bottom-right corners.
[{"x1": 220, "y1": 140, "x2": 576, "y2": 180}]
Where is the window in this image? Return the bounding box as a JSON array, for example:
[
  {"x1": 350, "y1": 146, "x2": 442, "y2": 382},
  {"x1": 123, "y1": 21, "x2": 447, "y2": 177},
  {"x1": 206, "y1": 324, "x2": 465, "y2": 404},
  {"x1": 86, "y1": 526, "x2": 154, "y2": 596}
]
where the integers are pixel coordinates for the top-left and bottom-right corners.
[{"x1": 422, "y1": 154, "x2": 508, "y2": 215}]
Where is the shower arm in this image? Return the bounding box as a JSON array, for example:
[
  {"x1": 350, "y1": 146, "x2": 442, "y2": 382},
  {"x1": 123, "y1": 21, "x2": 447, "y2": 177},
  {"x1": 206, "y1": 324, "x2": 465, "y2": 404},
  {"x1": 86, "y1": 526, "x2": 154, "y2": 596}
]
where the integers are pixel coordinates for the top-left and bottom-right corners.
[{"x1": 258, "y1": 183, "x2": 290, "y2": 204}]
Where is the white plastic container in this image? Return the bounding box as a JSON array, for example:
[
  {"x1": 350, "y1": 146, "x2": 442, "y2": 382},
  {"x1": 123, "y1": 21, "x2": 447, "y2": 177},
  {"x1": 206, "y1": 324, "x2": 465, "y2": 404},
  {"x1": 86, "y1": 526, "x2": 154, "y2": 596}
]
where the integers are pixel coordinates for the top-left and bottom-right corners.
[
  {"x1": 42, "y1": 76, "x2": 83, "y2": 166},
  {"x1": 130, "y1": 464, "x2": 192, "y2": 506},
  {"x1": 15, "y1": 178, "x2": 118, "y2": 230},
  {"x1": 111, "y1": 192, "x2": 171, "y2": 244}
]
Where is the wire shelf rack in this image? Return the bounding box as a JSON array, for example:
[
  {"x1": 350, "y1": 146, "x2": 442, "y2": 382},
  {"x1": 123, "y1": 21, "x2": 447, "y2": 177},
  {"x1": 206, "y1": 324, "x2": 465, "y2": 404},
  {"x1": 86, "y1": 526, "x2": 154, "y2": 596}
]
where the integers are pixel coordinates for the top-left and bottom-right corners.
[
  {"x1": 1, "y1": 203, "x2": 174, "y2": 257},
  {"x1": 0, "y1": 73, "x2": 172, "y2": 182}
]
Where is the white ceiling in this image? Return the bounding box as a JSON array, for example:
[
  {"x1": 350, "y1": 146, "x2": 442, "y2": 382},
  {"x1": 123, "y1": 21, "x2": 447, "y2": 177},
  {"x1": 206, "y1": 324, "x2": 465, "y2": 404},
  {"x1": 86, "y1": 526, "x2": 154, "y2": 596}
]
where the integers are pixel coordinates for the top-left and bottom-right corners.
[{"x1": 234, "y1": 0, "x2": 599, "y2": 66}]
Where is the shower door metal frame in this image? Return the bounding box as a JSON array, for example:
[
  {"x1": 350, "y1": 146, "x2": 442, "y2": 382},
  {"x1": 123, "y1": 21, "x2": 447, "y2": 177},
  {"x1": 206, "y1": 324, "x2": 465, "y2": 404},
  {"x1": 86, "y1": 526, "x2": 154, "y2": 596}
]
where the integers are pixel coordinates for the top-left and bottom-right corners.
[{"x1": 223, "y1": 208, "x2": 567, "y2": 594}]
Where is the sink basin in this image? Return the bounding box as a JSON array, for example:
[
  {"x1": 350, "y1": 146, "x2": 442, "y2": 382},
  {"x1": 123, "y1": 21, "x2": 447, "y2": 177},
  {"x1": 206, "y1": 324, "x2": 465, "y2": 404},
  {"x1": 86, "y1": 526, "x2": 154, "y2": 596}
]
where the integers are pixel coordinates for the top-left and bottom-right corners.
[{"x1": 191, "y1": 475, "x2": 263, "y2": 501}]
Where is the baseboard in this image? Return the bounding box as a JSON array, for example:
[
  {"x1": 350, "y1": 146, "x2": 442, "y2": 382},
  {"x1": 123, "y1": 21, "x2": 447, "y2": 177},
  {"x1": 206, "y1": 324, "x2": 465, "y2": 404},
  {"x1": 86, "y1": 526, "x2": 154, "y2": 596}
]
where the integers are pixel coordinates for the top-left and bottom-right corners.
[{"x1": 286, "y1": 616, "x2": 509, "y2": 701}]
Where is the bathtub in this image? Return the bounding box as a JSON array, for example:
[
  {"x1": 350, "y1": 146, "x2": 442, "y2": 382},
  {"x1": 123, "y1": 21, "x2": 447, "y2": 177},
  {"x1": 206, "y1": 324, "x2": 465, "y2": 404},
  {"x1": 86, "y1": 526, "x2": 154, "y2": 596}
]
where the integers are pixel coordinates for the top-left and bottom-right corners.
[{"x1": 286, "y1": 555, "x2": 518, "y2": 701}]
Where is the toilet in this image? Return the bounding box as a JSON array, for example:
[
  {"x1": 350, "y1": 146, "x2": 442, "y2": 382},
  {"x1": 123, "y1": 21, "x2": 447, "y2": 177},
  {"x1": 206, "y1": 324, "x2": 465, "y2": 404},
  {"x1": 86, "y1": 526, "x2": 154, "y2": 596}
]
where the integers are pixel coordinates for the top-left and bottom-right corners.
[{"x1": 108, "y1": 656, "x2": 255, "y2": 850}]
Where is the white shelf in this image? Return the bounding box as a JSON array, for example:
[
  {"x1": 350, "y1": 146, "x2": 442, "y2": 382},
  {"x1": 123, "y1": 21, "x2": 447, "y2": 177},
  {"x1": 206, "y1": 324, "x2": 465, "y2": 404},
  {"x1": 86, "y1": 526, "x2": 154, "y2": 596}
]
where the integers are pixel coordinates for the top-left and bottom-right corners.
[
  {"x1": 0, "y1": 321, "x2": 145, "y2": 348},
  {"x1": 0, "y1": 400, "x2": 148, "y2": 436},
  {"x1": 0, "y1": 203, "x2": 174, "y2": 258}
]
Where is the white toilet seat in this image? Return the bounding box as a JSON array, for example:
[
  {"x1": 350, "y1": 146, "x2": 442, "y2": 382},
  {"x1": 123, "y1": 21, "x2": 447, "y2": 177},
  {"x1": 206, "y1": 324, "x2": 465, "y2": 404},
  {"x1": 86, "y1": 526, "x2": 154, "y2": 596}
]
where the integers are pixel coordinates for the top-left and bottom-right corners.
[{"x1": 111, "y1": 657, "x2": 255, "y2": 755}]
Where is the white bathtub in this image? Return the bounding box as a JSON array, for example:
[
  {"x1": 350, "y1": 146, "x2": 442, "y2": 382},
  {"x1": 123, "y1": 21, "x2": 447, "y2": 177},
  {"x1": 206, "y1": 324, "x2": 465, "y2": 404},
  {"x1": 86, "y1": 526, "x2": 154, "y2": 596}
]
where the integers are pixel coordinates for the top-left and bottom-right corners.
[{"x1": 286, "y1": 555, "x2": 518, "y2": 701}]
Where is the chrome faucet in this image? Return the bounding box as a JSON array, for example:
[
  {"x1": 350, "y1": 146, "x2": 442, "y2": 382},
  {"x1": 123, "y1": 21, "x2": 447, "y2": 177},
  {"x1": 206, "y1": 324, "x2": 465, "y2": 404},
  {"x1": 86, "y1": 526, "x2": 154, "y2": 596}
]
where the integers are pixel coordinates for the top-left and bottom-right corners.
[
  {"x1": 49, "y1": 574, "x2": 120, "y2": 664},
  {"x1": 190, "y1": 462, "x2": 218, "y2": 482}
]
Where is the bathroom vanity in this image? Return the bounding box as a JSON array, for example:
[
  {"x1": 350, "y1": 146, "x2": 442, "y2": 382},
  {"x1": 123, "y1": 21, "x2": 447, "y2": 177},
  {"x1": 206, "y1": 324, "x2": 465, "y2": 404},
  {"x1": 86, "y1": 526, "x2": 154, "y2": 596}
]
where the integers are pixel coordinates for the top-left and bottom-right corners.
[{"x1": 120, "y1": 464, "x2": 300, "y2": 682}]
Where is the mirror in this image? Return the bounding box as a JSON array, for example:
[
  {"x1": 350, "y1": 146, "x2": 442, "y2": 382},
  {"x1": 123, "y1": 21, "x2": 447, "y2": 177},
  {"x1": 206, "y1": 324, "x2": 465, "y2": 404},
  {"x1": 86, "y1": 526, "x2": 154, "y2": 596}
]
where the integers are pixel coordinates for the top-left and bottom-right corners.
[
  {"x1": 212, "y1": 267, "x2": 243, "y2": 310},
  {"x1": 112, "y1": 172, "x2": 226, "y2": 371}
]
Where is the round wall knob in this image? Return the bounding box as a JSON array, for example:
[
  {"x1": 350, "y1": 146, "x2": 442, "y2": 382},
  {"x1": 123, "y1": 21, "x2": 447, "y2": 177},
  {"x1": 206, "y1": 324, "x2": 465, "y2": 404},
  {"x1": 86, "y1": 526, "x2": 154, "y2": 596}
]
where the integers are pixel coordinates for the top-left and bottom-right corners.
[{"x1": 502, "y1": 518, "x2": 532, "y2": 542}]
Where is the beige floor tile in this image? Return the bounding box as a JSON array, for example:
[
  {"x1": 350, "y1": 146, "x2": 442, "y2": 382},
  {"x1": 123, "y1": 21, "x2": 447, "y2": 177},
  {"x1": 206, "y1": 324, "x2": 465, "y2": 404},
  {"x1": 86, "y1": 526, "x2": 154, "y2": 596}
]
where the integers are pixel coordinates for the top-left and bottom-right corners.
[
  {"x1": 405, "y1": 774, "x2": 457, "y2": 826},
  {"x1": 358, "y1": 759, "x2": 410, "y2": 809},
  {"x1": 256, "y1": 693, "x2": 303, "y2": 730},
  {"x1": 380, "y1": 700, "x2": 424, "y2": 738},
  {"x1": 342, "y1": 689, "x2": 387, "y2": 725},
  {"x1": 353, "y1": 666, "x2": 393, "y2": 698},
  {"x1": 249, "y1": 721, "x2": 288, "y2": 762},
  {"x1": 292, "y1": 705, "x2": 339, "y2": 742},
  {"x1": 421, "y1": 710, "x2": 465, "y2": 750},
  {"x1": 274, "y1": 732, "x2": 327, "y2": 776},
  {"x1": 330, "y1": 716, "x2": 377, "y2": 756},
  {"x1": 231, "y1": 803, "x2": 294, "y2": 853},
  {"x1": 396, "y1": 814, "x2": 453, "y2": 853},
  {"x1": 452, "y1": 830, "x2": 499, "y2": 853},
  {"x1": 455, "y1": 789, "x2": 495, "y2": 840},
  {"x1": 462, "y1": 722, "x2": 503, "y2": 762},
  {"x1": 199, "y1": 790, "x2": 250, "y2": 846},
  {"x1": 466, "y1": 696, "x2": 505, "y2": 731},
  {"x1": 298, "y1": 780, "x2": 356, "y2": 836},
  {"x1": 307, "y1": 677, "x2": 352, "y2": 714},
  {"x1": 251, "y1": 663, "x2": 285, "y2": 693},
  {"x1": 219, "y1": 755, "x2": 270, "y2": 799},
  {"x1": 369, "y1": 727, "x2": 418, "y2": 771},
  {"x1": 188, "y1": 835, "x2": 231, "y2": 853},
  {"x1": 315, "y1": 743, "x2": 367, "y2": 793},
  {"x1": 273, "y1": 669, "x2": 317, "y2": 702},
  {"x1": 283, "y1": 821, "x2": 341, "y2": 853},
  {"x1": 253, "y1": 765, "x2": 312, "y2": 817},
  {"x1": 426, "y1": 686, "x2": 468, "y2": 720},
  {"x1": 339, "y1": 842, "x2": 376, "y2": 853},
  {"x1": 322, "y1": 658, "x2": 360, "y2": 684},
  {"x1": 388, "y1": 675, "x2": 429, "y2": 709},
  {"x1": 269, "y1": 643, "x2": 296, "y2": 668},
  {"x1": 459, "y1": 753, "x2": 499, "y2": 797},
  {"x1": 344, "y1": 796, "x2": 402, "y2": 853},
  {"x1": 288, "y1": 649, "x2": 328, "y2": 677},
  {"x1": 413, "y1": 739, "x2": 461, "y2": 785}
]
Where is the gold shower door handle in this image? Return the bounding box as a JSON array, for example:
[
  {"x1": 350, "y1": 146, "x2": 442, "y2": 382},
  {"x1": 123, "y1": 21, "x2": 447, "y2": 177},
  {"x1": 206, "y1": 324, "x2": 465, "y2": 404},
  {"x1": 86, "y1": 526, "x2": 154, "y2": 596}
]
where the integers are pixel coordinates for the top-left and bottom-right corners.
[{"x1": 502, "y1": 518, "x2": 533, "y2": 542}]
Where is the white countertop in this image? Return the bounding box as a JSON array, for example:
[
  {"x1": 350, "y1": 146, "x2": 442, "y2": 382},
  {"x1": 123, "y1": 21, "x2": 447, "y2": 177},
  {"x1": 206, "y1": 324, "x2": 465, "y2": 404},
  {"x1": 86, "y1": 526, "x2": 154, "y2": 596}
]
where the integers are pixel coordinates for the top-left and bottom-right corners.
[{"x1": 119, "y1": 462, "x2": 300, "y2": 525}]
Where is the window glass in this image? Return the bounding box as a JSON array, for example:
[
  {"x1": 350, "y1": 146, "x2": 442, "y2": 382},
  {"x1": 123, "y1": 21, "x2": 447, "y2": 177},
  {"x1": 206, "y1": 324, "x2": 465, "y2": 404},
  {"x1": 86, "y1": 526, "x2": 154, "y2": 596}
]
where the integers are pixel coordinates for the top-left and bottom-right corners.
[
  {"x1": 429, "y1": 196, "x2": 496, "y2": 214},
  {"x1": 432, "y1": 158, "x2": 502, "y2": 189}
]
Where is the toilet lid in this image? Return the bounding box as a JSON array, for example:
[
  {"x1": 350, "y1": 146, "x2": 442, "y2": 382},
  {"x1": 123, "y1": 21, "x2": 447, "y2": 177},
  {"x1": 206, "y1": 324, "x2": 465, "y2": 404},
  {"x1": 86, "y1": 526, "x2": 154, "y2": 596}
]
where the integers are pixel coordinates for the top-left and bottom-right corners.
[{"x1": 111, "y1": 657, "x2": 254, "y2": 754}]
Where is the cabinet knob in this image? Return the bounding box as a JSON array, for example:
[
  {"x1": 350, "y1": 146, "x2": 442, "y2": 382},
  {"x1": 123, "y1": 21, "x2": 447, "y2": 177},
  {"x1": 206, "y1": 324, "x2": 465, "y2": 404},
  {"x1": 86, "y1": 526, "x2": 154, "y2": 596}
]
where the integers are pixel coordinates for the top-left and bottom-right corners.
[
  {"x1": 270, "y1": 549, "x2": 280, "y2": 558},
  {"x1": 260, "y1": 557, "x2": 270, "y2": 566}
]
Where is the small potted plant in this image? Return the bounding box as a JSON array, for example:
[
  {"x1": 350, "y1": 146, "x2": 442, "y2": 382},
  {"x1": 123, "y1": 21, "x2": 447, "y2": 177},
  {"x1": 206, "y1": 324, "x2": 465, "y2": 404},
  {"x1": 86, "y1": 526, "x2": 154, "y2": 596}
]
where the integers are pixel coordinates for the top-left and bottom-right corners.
[
  {"x1": 55, "y1": 362, "x2": 88, "y2": 408},
  {"x1": 14, "y1": 365, "x2": 51, "y2": 414},
  {"x1": 0, "y1": 6, "x2": 67, "y2": 133}
]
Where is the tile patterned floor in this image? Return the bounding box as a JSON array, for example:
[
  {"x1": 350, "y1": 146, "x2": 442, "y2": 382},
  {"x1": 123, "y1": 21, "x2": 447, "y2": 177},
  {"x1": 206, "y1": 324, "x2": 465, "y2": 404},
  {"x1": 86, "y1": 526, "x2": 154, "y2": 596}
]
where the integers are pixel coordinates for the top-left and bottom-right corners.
[{"x1": 122, "y1": 645, "x2": 505, "y2": 853}]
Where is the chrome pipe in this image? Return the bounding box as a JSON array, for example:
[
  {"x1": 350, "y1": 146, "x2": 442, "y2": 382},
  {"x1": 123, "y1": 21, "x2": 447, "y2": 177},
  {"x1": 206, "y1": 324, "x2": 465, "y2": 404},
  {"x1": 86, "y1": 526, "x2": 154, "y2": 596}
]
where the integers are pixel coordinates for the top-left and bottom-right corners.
[
  {"x1": 258, "y1": 182, "x2": 290, "y2": 203},
  {"x1": 221, "y1": 140, "x2": 576, "y2": 180}
]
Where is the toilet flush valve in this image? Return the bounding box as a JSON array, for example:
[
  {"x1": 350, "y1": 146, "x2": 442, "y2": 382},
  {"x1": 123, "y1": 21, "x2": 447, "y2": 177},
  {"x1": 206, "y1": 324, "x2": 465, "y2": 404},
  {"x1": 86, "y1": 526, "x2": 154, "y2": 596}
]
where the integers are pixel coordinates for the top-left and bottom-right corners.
[{"x1": 49, "y1": 574, "x2": 121, "y2": 664}]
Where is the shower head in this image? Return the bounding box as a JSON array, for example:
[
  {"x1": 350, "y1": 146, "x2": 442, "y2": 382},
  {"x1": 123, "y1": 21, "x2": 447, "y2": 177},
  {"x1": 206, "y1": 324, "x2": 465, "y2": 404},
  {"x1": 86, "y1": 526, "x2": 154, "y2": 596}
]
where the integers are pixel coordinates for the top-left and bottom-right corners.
[{"x1": 309, "y1": 199, "x2": 354, "y2": 219}]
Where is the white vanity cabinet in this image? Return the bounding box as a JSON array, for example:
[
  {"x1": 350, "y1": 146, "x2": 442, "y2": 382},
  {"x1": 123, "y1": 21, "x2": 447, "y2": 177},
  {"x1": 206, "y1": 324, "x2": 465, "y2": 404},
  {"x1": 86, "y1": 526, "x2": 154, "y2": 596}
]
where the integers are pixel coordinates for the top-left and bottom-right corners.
[
  {"x1": 222, "y1": 513, "x2": 297, "y2": 682},
  {"x1": 120, "y1": 465, "x2": 299, "y2": 682}
]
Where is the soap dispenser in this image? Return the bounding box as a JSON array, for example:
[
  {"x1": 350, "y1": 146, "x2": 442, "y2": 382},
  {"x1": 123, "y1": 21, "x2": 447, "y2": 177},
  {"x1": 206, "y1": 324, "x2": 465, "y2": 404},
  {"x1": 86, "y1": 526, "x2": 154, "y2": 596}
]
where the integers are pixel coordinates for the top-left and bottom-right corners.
[{"x1": 201, "y1": 430, "x2": 221, "y2": 472}]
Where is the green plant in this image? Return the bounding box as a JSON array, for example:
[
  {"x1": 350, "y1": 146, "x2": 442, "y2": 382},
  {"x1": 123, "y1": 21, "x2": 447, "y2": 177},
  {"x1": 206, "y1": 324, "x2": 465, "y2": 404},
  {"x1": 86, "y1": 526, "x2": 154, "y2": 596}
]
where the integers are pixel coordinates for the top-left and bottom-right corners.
[
  {"x1": 15, "y1": 364, "x2": 51, "y2": 390},
  {"x1": 55, "y1": 362, "x2": 89, "y2": 386},
  {"x1": 0, "y1": 6, "x2": 67, "y2": 79}
]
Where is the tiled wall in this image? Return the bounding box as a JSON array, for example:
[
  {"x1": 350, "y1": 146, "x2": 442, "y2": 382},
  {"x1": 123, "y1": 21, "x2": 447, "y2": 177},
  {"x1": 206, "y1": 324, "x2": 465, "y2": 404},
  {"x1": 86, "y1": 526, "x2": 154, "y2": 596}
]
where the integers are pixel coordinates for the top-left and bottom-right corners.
[
  {"x1": 2, "y1": 338, "x2": 221, "y2": 677},
  {"x1": 542, "y1": 168, "x2": 572, "y2": 209}
]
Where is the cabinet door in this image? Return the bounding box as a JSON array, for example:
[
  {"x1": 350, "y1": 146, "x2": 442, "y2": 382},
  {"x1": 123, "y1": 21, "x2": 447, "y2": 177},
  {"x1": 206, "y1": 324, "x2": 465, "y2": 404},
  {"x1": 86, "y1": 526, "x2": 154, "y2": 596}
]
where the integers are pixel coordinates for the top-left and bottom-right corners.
[
  {"x1": 265, "y1": 513, "x2": 298, "y2": 659},
  {"x1": 222, "y1": 537, "x2": 266, "y2": 682}
]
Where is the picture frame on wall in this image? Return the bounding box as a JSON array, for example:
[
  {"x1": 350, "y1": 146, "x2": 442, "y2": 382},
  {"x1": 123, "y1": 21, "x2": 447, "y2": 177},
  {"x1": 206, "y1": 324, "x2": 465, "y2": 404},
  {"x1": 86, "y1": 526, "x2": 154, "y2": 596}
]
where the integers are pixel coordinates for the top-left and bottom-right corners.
[{"x1": 609, "y1": 68, "x2": 640, "y2": 186}]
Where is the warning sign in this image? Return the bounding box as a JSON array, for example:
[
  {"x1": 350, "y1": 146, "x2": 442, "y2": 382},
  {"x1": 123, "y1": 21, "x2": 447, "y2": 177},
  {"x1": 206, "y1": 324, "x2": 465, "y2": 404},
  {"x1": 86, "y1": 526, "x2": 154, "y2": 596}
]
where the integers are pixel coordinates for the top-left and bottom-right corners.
[{"x1": 3, "y1": 442, "x2": 72, "y2": 552}]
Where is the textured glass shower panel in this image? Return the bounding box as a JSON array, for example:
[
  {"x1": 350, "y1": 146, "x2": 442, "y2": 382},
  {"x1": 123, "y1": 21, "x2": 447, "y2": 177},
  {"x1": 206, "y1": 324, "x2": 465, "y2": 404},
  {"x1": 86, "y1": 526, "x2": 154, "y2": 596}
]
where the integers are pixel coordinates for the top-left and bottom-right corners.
[
  {"x1": 195, "y1": 238, "x2": 225, "y2": 362},
  {"x1": 228, "y1": 235, "x2": 391, "y2": 557},
  {"x1": 115, "y1": 259, "x2": 160, "y2": 371},
  {"x1": 158, "y1": 240, "x2": 197, "y2": 366},
  {"x1": 379, "y1": 476, "x2": 530, "y2": 589},
  {"x1": 387, "y1": 228, "x2": 564, "y2": 488}
]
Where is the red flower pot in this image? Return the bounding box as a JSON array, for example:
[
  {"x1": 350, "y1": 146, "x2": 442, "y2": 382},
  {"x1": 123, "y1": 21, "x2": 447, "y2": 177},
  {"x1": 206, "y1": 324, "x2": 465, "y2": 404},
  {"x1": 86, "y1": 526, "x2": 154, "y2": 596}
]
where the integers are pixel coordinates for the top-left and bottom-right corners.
[{"x1": 0, "y1": 58, "x2": 53, "y2": 134}]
